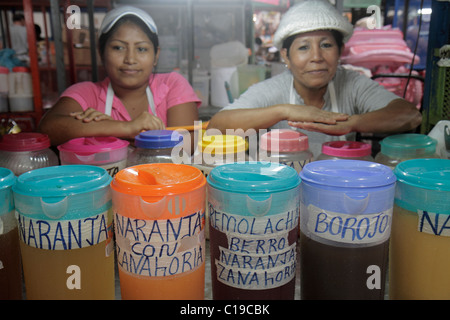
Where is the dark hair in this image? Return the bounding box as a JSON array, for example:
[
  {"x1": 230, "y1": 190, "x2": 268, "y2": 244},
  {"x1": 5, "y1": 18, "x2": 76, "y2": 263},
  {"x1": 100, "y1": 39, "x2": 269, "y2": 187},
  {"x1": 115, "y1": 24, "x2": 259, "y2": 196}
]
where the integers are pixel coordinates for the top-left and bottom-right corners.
[
  {"x1": 282, "y1": 29, "x2": 344, "y2": 57},
  {"x1": 98, "y1": 15, "x2": 159, "y2": 59},
  {"x1": 13, "y1": 14, "x2": 25, "y2": 22}
]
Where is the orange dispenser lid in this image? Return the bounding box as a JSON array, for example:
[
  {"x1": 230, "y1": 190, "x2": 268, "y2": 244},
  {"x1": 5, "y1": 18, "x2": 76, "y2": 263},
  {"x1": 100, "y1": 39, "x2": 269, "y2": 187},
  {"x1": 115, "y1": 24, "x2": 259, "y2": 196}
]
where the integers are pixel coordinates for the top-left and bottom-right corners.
[{"x1": 111, "y1": 164, "x2": 206, "y2": 220}]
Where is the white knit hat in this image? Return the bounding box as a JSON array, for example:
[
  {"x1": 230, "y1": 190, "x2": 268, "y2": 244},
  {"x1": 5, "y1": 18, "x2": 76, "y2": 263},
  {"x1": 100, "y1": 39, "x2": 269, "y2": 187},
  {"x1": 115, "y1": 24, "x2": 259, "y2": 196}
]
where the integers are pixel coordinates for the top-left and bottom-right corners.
[
  {"x1": 99, "y1": 5, "x2": 158, "y2": 36},
  {"x1": 273, "y1": 0, "x2": 353, "y2": 49}
]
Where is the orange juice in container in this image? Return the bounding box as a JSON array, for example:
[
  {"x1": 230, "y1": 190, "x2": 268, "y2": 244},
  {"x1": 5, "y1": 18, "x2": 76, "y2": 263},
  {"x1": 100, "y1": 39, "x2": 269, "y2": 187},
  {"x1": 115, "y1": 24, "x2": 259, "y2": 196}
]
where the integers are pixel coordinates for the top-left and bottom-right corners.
[
  {"x1": 13, "y1": 165, "x2": 114, "y2": 300},
  {"x1": 111, "y1": 163, "x2": 206, "y2": 299}
]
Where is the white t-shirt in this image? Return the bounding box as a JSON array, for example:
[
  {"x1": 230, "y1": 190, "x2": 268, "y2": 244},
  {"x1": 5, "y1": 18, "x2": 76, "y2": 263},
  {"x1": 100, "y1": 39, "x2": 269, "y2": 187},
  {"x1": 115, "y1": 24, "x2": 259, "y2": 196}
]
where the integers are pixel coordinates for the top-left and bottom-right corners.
[{"x1": 221, "y1": 67, "x2": 399, "y2": 158}]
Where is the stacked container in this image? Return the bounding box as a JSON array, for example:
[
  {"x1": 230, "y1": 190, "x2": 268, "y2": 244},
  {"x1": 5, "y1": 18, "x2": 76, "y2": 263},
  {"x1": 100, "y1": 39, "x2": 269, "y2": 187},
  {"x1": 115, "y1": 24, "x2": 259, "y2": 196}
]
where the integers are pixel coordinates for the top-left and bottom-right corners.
[
  {"x1": 8, "y1": 66, "x2": 33, "y2": 112},
  {"x1": 0, "y1": 132, "x2": 59, "y2": 176},
  {"x1": 0, "y1": 66, "x2": 9, "y2": 112}
]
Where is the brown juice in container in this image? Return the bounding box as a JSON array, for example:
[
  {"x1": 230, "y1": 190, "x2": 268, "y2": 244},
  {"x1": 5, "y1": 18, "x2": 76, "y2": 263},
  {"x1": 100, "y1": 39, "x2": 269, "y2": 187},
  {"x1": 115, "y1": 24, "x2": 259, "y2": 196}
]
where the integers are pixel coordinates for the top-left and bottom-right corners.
[
  {"x1": 299, "y1": 160, "x2": 396, "y2": 300},
  {"x1": 0, "y1": 168, "x2": 22, "y2": 299},
  {"x1": 207, "y1": 162, "x2": 300, "y2": 300}
]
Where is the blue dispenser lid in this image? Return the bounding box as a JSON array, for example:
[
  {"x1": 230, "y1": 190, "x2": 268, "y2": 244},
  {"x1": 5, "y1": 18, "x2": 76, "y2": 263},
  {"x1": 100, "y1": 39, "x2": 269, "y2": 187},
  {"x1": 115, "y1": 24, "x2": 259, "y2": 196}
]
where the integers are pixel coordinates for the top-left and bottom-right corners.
[
  {"x1": 13, "y1": 165, "x2": 112, "y2": 220},
  {"x1": 207, "y1": 162, "x2": 300, "y2": 194},
  {"x1": 394, "y1": 159, "x2": 450, "y2": 214},
  {"x1": 135, "y1": 130, "x2": 183, "y2": 149},
  {"x1": 394, "y1": 158, "x2": 450, "y2": 191},
  {"x1": 0, "y1": 167, "x2": 15, "y2": 190},
  {"x1": 0, "y1": 167, "x2": 15, "y2": 214},
  {"x1": 300, "y1": 160, "x2": 396, "y2": 188}
]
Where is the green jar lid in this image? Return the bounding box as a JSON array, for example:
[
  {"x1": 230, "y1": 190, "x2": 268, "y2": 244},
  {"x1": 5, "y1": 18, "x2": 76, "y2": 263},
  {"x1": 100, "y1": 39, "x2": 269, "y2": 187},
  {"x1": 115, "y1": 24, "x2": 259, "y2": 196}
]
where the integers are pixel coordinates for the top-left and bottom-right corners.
[{"x1": 380, "y1": 133, "x2": 436, "y2": 158}]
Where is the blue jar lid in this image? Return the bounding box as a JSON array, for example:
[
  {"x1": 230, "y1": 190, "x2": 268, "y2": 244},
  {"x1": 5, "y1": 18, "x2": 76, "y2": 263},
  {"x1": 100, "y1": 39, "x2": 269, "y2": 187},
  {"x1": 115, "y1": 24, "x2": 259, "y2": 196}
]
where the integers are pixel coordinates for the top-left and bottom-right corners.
[
  {"x1": 207, "y1": 162, "x2": 300, "y2": 194},
  {"x1": 394, "y1": 158, "x2": 450, "y2": 191},
  {"x1": 13, "y1": 165, "x2": 112, "y2": 220},
  {"x1": 135, "y1": 130, "x2": 183, "y2": 149},
  {"x1": 300, "y1": 160, "x2": 396, "y2": 188},
  {"x1": 0, "y1": 167, "x2": 15, "y2": 190}
]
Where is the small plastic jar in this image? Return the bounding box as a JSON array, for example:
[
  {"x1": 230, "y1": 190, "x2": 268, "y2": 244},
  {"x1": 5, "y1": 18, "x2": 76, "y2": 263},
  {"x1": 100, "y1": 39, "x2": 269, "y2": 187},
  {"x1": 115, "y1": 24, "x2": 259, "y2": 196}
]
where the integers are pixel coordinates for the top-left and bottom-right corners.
[
  {"x1": 259, "y1": 129, "x2": 313, "y2": 172},
  {"x1": 317, "y1": 141, "x2": 374, "y2": 161},
  {"x1": 374, "y1": 133, "x2": 439, "y2": 169},
  {"x1": 127, "y1": 130, "x2": 183, "y2": 166},
  {"x1": 58, "y1": 136, "x2": 129, "y2": 177},
  {"x1": 0, "y1": 132, "x2": 59, "y2": 175}
]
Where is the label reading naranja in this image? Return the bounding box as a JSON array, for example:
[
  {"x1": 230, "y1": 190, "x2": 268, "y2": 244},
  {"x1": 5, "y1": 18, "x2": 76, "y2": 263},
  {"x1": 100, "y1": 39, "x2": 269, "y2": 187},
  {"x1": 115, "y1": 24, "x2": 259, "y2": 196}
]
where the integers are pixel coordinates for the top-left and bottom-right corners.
[
  {"x1": 418, "y1": 210, "x2": 450, "y2": 236},
  {"x1": 16, "y1": 210, "x2": 113, "y2": 251},
  {"x1": 210, "y1": 206, "x2": 299, "y2": 290},
  {"x1": 114, "y1": 211, "x2": 205, "y2": 277},
  {"x1": 304, "y1": 204, "x2": 392, "y2": 245}
]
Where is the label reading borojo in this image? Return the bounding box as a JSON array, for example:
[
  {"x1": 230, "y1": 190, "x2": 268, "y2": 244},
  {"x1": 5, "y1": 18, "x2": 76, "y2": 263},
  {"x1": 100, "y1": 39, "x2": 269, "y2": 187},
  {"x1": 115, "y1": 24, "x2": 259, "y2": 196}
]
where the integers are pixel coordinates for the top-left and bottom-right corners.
[
  {"x1": 304, "y1": 204, "x2": 392, "y2": 244},
  {"x1": 114, "y1": 211, "x2": 205, "y2": 277},
  {"x1": 210, "y1": 205, "x2": 298, "y2": 290},
  {"x1": 17, "y1": 210, "x2": 113, "y2": 253}
]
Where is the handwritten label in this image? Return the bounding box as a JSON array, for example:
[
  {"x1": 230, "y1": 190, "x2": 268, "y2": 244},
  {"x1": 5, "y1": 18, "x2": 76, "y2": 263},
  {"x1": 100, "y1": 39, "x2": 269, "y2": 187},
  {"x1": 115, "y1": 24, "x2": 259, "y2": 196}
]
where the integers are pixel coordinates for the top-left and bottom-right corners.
[
  {"x1": 210, "y1": 206, "x2": 298, "y2": 290},
  {"x1": 17, "y1": 210, "x2": 113, "y2": 251},
  {"x1": 114, "y1": 211, "x2": 205, "y2": 277},
  {"x1": 304, "y1": 204, "x2": 392, "y2": 245},
  {"x1": 418, "y1": 210, "x2": 450, "y2": 236}
]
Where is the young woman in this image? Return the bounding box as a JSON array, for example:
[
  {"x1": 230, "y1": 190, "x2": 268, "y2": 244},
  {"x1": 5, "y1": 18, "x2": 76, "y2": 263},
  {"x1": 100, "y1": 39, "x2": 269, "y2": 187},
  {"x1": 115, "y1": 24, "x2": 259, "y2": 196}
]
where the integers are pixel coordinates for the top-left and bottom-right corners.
[
  {"x1": 39, "y1": 6, "x2": 201, "y2": 146},
  {"x1": 208, "y1": 0, "x2": 422, "y2": 157}
]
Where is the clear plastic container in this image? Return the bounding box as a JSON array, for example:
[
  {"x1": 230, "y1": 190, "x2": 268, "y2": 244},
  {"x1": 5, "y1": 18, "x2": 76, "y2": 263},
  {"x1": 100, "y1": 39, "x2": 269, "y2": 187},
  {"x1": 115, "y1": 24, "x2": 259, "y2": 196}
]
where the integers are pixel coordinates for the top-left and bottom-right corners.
[
  {"x1": 375, "y1": 133, "x2": 439, "y2": 169},
  {"x1": 0, "y1": 132, "x2": 59, "y2": 176},
  {"x1": 58, "y1": 136, "x2": 129, "y2": 177},
  {"x1": 259, "y1": 129, "x2": 313, "y2": 172},
  {"x1": 317, "y1": 141, "x2": 374, "y2": 161},
  {"x1": 127, "y1": 130, "x2": 183, "y2": 166}
]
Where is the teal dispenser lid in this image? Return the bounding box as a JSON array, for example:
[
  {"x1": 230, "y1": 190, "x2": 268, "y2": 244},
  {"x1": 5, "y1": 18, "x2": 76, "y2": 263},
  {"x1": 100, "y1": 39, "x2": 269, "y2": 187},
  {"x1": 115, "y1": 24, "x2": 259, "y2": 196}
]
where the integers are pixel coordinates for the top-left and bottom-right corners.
[
  {"x1": 13, "y1": 165, "x2": 112, "y2": 220},
  {"x1": 207, "y1": 162, "x2": 300, "y2": 194},
  {"x1": 394, "y1": 159, "x2": 450, "y2": 214},
  {"x1": 380, "y1": 133, "x2": 437, "y2": 158},
  {"x1": 0, "y1": 167, "x2": 15, "y2": 215}
]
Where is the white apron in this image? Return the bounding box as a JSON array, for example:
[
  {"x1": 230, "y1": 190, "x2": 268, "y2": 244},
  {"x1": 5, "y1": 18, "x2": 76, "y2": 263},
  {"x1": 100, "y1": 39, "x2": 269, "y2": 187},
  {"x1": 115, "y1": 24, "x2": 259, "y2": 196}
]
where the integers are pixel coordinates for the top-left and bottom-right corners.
[{"x1": 104, "y1": 82, "x2": 156, "y2": 116}]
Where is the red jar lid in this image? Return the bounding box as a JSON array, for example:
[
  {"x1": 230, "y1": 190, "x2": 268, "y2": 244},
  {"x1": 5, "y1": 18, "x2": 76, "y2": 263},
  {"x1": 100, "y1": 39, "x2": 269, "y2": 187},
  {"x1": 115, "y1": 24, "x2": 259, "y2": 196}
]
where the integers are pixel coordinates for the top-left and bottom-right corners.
[
  {"x1": 0, "y1": 66, "x2": 9, "y2": 74},
  {"x1": 0, "y1": 132, "x2": 51, "y2": 151},
  {"x1": 12, "y1": 66, "x2": 30, "y2": 73}
]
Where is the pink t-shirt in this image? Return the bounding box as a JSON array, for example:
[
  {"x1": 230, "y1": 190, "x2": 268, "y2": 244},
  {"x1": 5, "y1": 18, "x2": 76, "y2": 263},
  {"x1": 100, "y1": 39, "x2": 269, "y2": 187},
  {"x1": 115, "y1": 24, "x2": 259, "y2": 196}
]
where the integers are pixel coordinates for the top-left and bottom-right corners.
[{"x1": 61, "y1": 72, "x2": 201, "y2": 125}]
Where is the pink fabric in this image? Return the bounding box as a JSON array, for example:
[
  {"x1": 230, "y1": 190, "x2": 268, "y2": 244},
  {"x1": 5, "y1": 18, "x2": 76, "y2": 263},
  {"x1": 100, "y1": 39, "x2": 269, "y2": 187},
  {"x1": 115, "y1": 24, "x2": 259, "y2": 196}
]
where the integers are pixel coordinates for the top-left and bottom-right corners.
[{"x1": 60, "y1": 72, "x2": 201, "y2": 125}]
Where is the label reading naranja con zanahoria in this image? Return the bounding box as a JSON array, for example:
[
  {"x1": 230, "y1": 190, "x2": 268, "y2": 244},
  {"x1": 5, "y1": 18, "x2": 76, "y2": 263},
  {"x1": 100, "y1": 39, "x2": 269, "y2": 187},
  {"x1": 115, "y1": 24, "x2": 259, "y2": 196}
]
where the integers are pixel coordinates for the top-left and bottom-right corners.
[{"x1": 114, "y1": 210, "x2": 205, "y2": 277}]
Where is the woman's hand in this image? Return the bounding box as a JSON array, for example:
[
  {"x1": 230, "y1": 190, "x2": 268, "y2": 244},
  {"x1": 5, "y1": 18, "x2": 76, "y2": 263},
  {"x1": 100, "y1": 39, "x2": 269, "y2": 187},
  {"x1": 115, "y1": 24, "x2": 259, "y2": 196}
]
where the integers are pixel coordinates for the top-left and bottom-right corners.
[
  {"x1": 70, "y1": 108, "x2": 113, "y2": 122},
  {"x1": 288, "y1": 115, "x2": 357, "y2": 136},
  {"x1": 283, "y1": 104, "x2": 349, "y2": 125},
  {"x1": 125, "y1": 111, "x2": 165, "y2": 139}
]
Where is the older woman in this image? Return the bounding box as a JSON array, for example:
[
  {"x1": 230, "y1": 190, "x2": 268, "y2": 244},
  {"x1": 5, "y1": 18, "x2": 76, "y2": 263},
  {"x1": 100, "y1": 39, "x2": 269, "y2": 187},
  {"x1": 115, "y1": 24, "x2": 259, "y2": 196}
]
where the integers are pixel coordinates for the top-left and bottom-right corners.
[
  {"x1": 208, "y1": 0, "x2": 422, "y2": 157},
  {"x1": 39, "y1": 6, "x2": 201, "y2": 146}
]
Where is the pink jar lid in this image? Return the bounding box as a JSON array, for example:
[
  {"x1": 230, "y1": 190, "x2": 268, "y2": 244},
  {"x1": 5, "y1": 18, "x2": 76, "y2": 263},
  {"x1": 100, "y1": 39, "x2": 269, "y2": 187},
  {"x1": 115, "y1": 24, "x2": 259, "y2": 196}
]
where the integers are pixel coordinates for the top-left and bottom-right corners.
[
  {"x1": 321, "y1": 141, "x2": 372, "y2": 157},
  {"x1": 0, "y1": 132, "x2": 51, "y2": 152},
  {"x1": 58, "y1": 137, "x2": 129, "y2": 165},
  {"x1": 260, "y1": 129, "x2": 309, "y2": 152},
  {"x1": 58, "y1": 136, "x2": 129, "y2": 154}
]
